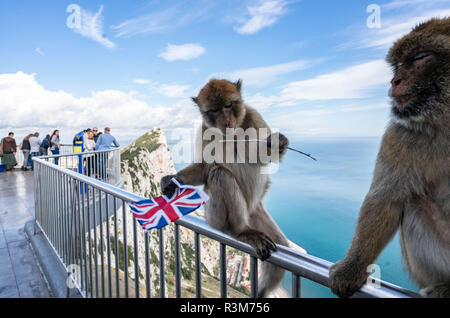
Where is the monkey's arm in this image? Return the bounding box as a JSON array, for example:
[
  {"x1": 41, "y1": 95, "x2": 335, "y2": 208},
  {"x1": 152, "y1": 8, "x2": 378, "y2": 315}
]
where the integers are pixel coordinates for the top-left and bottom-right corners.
[
  {"x1": 160, "y1": 163, "x2": 207, "y2": 196},
  {"x1": 329, "y1": 156, "x2": 405, "y2": 297}
]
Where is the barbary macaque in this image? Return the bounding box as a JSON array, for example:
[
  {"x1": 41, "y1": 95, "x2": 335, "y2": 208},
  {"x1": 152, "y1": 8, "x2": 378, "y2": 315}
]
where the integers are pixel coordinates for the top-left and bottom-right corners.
[
  {"x1": 329, "y1": 17, "x2": 450, "y2": 298},
  {"x1": 161, "y1": 79, "x2": 289, "y2": 297}
]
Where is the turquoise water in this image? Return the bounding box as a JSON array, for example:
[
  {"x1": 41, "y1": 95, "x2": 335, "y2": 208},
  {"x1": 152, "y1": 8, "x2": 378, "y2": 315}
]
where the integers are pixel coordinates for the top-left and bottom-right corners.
[
  {"x1": 264, "y1": 137, "x2": 418, "y2": 297},
  {"x1": 171, "y1": 136, "x2": 419, "y2": 297}
]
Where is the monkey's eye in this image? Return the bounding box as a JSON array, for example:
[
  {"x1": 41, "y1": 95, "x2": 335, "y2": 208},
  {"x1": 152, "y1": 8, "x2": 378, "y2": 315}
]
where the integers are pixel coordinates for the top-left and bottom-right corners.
[
  {"x1": 205, "y1": 109, "x2": 219, "y2": 115},
  {"x1": 224, "y1": 103, "x2": 232, "y2": 109},
  {"x1": 412, "y1": 52, "x2": 430, "y2": 61}
]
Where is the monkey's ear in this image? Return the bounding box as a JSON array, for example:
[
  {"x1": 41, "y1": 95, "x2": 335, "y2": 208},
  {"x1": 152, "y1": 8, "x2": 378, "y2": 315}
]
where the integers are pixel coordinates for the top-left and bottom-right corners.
[
  {"x1": 234, "y1": 79, "x2": 242, "y2": 92},
  {"x1": 192, "y1": 97, "x2": 200, "y2": 105}
]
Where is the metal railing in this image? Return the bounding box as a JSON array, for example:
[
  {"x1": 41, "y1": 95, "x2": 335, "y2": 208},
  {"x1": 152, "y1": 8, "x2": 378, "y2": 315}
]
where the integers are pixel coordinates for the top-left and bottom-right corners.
[
  {"x1": 32, "y1": 151, "x2": 418, "y2": 299},
  {"x1": 38, "y1": 148, "x2": 121, "y2": 186}
]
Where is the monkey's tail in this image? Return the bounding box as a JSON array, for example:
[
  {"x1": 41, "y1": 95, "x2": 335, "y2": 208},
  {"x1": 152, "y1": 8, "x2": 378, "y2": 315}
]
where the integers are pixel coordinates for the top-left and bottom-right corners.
[{"x1": 258, "y1": 262, "x2": 286, "y2": 298}]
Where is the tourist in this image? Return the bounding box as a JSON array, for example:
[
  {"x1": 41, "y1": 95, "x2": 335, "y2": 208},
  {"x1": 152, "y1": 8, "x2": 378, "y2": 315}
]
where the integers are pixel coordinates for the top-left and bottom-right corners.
[
  {"x1": 40, "y1": 134, "x2": 51, "y2": 156},
  {"x1": 21, "y1": 133, "x2": 33, "y2": 171},
  {"x1": 93, "y1": 127, "x2": 102, "y2": 143},
  {"x1": 95, "y1": 127, "x2": 119, "y2": 151},
  {"x1": 50, "y1": 130, "x2": 61, "y2": 165},
  {"x1": 84, "y1": 131, "x2": 96, "y2": 176},
  {"x1": 29, "y1": 132, "x2": 41, "y2": 170},
  {"x1": 95, "y1": 127, "x2": 119, "y2": 180},
  {"x1": 1, "y1": 132, "x2": 17, "y2": 172}
]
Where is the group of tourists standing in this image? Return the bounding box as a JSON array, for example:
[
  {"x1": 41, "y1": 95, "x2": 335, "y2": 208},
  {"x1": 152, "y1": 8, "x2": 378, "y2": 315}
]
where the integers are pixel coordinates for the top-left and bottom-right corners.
[{"x1": 0, "y1": 130, "x2": 62, "y2": 172}]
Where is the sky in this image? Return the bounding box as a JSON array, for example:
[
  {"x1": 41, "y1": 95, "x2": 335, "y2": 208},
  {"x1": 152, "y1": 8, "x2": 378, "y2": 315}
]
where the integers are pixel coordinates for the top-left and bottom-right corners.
[{"x1": 1, "y1": 0, "x2": 450, "y2": 144}]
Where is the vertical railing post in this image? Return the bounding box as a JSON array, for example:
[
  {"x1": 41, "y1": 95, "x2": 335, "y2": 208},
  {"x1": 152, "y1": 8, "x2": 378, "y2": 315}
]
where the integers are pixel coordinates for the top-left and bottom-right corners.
[
  {"x1": 174, "y1": 224, "x2": 181, "y2": 298},
  {"x1": 250, "y1": 256, "x2": 258, "y2": 298},
  {"x1": 194, "y1": 232, "x2": 201, "y2": 298},
  {"x1": 159, "y1": 228, "x2": 165, "y2": 298},
  {"x1": 220, "y1": 243, "x2": 227, "y2": 298},
  {"x1": 292, "y1": 273, "x2": 301, "y2": 298}
]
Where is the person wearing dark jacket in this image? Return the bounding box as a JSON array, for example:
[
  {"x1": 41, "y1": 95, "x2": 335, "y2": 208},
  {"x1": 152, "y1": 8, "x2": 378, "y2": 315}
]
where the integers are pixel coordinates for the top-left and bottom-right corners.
[
  {"x1": 39, "y1": 134, "x2": 51, "y2": 156},
  {"x1": 93, "y1": 127, "x2": 102, "y2": 143},
  {"x1": 1, "y1": 132, "x2": 17, "y2": 171},
  {"x1": 21, "y1": 133, "x2": 33, "y2": 171}
]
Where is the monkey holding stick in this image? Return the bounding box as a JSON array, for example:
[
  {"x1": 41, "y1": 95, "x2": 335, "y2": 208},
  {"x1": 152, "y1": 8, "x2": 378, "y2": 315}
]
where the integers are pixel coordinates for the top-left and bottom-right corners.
[
  {"x1": 161, "y1": 79, "x2": 290, "y2": 297},
  {"x1": 329, "y1": 18, "x2": 450, "y2": 298}
]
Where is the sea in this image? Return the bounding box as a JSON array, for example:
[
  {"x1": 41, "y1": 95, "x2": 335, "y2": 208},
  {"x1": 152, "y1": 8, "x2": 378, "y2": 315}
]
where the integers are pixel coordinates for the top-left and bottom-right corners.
[{"x1": 169, "y1": 136, "x2": 419, "y2": 298}]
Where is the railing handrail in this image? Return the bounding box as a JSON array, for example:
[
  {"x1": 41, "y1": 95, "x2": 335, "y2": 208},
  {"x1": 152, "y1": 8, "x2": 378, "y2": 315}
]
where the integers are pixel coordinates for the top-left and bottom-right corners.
[
  {"x1": 32, "y1": 155, "x2": 419, "y2": 298},
  {"x1": 38, "y1": 147, "x2": 121, "y2": 159}
]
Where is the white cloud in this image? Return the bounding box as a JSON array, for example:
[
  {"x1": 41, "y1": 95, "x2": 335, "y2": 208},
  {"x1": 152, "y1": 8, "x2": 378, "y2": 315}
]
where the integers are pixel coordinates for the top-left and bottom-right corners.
[
  {"x1": 34, "y1": 48, "x2": 44, "y2": 56},
  {"x1": 360, "y1": 8, "x2": 450, "y2": 49},
  {"x1": 383, "y1": 0, "x2": 450, "y2": 10},
  {"x1": 133, "y1": 78, "x2": 151, "y2": 85},
  {"x1": 70, "y1": 5, "x2": 115, "y2": 49},
  {"x1": 242, "y1": 60, "x2": 392, "y2": 111},
  {"x1": 158, "y1": 43, "x2": 205, "y2": 62},
  {"x1": 111, "y1": 2, "x2": 214, "y2": 38},
  {"x1": 0, "y1": 72, "x2": 197, "y2": 137},
  {"x1": 156, "y1": 84, "x2": 191, "y2": 98},
  {"x1": 211, "y1": 59, "x2": 312, "y2": 86},
  {"x1": 280, "y1": 60, "x2": 391, "y2": 101},
  {"x1": 235, "y1": 0, "x2": 288, "y2": 35}
]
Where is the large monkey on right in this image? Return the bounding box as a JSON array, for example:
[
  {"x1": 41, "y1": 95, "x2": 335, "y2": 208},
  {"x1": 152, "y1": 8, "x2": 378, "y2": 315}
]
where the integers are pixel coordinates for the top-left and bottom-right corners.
[{"x1": 329, "y1": 17, "x2": 450, "y2": 298}]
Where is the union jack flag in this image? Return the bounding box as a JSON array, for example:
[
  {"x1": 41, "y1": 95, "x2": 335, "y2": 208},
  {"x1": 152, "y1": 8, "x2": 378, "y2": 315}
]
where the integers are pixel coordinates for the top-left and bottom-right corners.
[{"x1": 129, "y1": 178, "x2": 209, "y2": 232}]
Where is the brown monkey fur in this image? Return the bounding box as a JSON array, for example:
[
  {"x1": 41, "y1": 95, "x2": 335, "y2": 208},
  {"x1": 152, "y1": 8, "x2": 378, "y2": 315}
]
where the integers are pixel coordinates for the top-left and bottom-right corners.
[
  {"x1": 161, "y1": 79, "x2": 290, "y2": 297},
  {"x1": 329, "y1": 17, "x2": 450, "y2": 298}
]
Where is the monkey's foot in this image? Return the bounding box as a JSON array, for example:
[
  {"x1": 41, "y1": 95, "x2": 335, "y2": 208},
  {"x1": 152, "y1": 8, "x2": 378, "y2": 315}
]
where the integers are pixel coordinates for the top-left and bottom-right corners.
[
  {"x1": 329, "y1": 260, "x2": 367, "y2": 298},
  {"x1": 421, "y1": 284, "x2": 450, "y2": 298},
  {"x1": 238, "y1": 229, "x2": 277, "y2": 261}
]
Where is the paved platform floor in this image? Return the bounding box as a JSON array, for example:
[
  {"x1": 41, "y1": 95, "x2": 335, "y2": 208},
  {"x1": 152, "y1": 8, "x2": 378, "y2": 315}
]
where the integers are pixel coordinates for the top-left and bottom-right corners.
[{"x1": 0, "y1": 170, "x2": 51, "y2": 298}]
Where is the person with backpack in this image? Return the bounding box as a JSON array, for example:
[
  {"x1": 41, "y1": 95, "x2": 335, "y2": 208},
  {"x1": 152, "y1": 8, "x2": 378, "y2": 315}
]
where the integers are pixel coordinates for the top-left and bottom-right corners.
[{"x1": 40, "y1": 134, "x2": 51, "y2": 156}]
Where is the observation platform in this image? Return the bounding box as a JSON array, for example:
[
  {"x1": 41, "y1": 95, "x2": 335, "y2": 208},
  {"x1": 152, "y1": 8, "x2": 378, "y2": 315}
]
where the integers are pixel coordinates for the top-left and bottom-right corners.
[{"x1": 0, "y1": 170, "x2": 51, "y2": 298}]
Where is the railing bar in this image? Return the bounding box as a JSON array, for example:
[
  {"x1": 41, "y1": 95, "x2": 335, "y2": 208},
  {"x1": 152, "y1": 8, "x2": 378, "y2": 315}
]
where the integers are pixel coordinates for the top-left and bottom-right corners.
[
  {"x1": 86, "y1": 184, "x2": 93, "y2": 298},
  {"x1": 144, "y1": 231, "x2": 151, "y2": 298},
  {"x1": 99, "y1": 189, "x2": 105, "y2": 298},
  {"x1": 105, "y1": 193, "x2": 112, "y2": 298},
  {"x1": 50, "y1": 168, "x2": 55, "y2": 255},
  {"x1": 220, "y1": 243, "x2": 227, "y2": 298},
  {"x1": 133, "y1": 217, "x2": 139, "y2": 298},
  {"x1": 81, "y1": 180, "x2": 89, "y2": 297},
  {"x1": 194, "y1": 232, "x2": 201, "y2": 298},
  {"x1": 122, "y1": 200, "x2": 129, "y2": 298},
  {"x1": 63, "y1": 173, "x2": 69, "y2": 263},
  {"x1": 292, "y1": 273, "x2": 301, "y2": 298},
  {"x1": 93, "y1": 184, "x2": 99, "y2": 298},
  {"x1": 250, "y1": 256, "x2": 258, "y2": 298},
  {"x1": 76, "y1": 179, "x2": 84, "y2": 293},
  {"x1": 57, "y1": 169, "x2": 62, "y2": 258},
  {"x1": 113, "y1": 198, "x2": 120, "y2": 298},
  {"x1": 174, "y1": 224, "x2": 181, "y2": 298},
  {"x1": 159, "y1": 228, "x2": 165, "y2": 298}
]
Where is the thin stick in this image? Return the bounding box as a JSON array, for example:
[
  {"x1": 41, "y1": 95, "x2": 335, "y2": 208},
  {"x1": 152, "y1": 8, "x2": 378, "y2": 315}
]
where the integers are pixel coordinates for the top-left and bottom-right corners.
[{"x1": 220, "y1": 139, "x2": 317, "y2": 161}]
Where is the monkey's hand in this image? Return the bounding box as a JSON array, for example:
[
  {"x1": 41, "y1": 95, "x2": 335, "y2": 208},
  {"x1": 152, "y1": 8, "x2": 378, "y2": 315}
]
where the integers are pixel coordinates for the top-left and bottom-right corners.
[
  {"x1": 238, "y1": 229, "x2": 277, "y2": 261},
  {"x1": 160, "y1": 174, "x2": 182, "y2": 197},
  {"x1": 329, "y1": 259, "x2": 369, "y2": 298},
  {"x1": 266, "y1": 132, "x2": 289, "y2": 156}
]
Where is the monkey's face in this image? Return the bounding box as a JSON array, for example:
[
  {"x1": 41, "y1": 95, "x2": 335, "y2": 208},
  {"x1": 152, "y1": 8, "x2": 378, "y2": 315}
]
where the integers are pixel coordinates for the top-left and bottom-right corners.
[
  {"x1": 389, "y1": 51, "x2": 441, "y2": 119},
  {"x1": 192, "y1": 79, "x2": 246, "y2": 135},
  {"x1": 387, "y1": 17, "x2": 450, "y2": 123}
]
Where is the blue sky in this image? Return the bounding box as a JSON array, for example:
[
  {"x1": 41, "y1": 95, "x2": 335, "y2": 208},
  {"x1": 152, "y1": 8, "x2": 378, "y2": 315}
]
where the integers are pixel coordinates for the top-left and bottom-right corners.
[{"x1": 1, "y1": 0, "x2": 450, "y2": 143}]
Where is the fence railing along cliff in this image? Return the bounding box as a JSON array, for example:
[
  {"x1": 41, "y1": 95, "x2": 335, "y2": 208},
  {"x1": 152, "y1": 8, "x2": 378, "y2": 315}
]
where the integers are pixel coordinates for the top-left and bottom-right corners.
[{"x1": 32, "y1": 149, "x2": 418, "y2": 298}]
